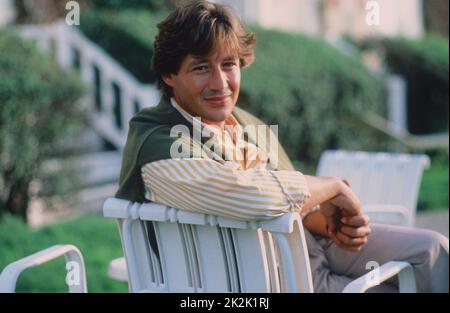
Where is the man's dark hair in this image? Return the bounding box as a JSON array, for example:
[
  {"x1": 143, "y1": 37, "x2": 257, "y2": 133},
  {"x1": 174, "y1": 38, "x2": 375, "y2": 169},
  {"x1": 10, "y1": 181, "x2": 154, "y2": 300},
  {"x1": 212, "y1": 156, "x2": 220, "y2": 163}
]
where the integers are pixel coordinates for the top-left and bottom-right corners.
[{"x1": 152, "y1": 0, "x2": 256, "y2": 97}]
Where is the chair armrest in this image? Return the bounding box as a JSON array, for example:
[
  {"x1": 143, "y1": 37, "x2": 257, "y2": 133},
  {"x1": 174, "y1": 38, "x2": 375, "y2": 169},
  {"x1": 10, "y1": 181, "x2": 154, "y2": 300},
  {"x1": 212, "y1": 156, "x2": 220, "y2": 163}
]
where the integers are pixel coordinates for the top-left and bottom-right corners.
[
  {"x1": 259, "y1": 212, "x2": 301, "y2": 233},
  {"x1": 108, "y1": 257, "x2": 128, "y2": 282},
  {"x1": 0, "y1": 244, "x2": 87, "y2": 293},
  {"x1": 362, "y1": 204, "x2": 410, "y2": 226},
  {"x1": 342, "y1": 261, "x2": 416, "y2": 293}
]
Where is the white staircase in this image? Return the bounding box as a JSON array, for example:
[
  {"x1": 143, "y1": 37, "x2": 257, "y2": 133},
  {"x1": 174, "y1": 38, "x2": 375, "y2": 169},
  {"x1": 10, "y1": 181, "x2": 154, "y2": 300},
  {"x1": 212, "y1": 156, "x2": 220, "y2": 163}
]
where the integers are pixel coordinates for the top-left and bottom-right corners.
[{"x1": 19, "y1": 20, "x2": 161, "y2": 150}]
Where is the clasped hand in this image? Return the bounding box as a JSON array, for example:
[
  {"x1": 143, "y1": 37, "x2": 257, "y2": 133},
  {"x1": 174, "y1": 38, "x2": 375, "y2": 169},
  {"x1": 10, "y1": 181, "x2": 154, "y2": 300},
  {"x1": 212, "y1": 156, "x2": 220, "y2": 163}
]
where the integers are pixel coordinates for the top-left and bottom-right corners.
[{"x1": 320, "y1": 180, "x2": 371, "y2": 252}]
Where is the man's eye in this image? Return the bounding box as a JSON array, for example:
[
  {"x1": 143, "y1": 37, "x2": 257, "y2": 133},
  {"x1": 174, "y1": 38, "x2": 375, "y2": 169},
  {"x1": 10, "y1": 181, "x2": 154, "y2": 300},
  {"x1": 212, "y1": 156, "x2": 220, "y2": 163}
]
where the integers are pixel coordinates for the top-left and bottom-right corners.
[
  {"x1": 223, "y1": 62, "x2": 237, "y2": 68},
  {"x1": 193, "y1": 66, "x2": 208, "y2": 72}
]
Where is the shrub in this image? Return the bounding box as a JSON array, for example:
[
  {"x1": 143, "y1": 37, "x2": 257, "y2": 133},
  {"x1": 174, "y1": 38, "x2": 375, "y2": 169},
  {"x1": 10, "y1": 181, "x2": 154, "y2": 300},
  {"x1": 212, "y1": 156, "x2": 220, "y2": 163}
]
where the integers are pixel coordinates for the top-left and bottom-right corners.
[
  {"x1": 80, "y1": 9, "x2": 167, "y2": 83},
  {"x1": 360, "y1": 36, "x2": 449, "y2": 135},
  {"x1": 239, "y1": 27, "x2": 386, "y2": 162},
  {"x1": 86, "y1": 0, "x2": 174, "y2": 11},
  {"x1": 0, "y1": 30, "x2": 86, "y2": 220}
]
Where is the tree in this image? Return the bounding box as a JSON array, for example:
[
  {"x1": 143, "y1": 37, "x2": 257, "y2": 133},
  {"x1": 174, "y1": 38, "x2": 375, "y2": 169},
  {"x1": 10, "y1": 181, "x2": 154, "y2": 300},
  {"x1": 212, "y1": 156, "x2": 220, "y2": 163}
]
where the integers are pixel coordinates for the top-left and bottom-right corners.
[{"x1": 0, "y1": 30, "x2": 86, "y2": 221}]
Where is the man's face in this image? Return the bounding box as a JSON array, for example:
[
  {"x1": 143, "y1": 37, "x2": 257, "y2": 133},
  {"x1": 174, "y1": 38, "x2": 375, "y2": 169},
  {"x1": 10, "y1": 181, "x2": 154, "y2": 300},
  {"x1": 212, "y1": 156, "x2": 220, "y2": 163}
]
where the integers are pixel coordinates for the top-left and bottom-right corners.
[{"x1": 163, "y1": 46, "x2": 241, "y2": 125}]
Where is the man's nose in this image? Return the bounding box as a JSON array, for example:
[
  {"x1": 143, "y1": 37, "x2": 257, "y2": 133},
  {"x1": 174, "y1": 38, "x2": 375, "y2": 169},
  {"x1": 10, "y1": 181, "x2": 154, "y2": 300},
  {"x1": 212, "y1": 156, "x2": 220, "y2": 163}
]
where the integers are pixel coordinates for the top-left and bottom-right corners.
[{"x1": 209, "y1": 68, "x2": 228, "y2": 91}]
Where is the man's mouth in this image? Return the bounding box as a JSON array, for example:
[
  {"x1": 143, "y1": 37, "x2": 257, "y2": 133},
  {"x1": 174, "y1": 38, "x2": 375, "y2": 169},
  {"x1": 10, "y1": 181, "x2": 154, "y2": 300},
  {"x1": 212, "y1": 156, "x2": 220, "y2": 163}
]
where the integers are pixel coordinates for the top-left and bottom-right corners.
[{"x1": 204, "y1": 95, "x2": 231, "y2": 105}]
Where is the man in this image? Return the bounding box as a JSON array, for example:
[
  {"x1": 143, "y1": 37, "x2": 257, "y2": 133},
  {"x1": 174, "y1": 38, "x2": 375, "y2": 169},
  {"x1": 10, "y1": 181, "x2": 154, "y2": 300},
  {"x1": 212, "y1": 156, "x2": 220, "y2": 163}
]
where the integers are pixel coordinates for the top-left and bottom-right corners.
[{"x1": 116, "y1": 0, "x2": 448, "y2": 292}]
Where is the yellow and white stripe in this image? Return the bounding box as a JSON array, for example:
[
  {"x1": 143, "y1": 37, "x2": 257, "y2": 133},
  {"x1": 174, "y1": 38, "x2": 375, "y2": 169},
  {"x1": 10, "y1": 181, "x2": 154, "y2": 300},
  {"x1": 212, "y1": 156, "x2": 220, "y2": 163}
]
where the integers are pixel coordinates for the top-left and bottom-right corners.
[{"x1": 141, "y1": 158, "x2": 311, "y2": 221}]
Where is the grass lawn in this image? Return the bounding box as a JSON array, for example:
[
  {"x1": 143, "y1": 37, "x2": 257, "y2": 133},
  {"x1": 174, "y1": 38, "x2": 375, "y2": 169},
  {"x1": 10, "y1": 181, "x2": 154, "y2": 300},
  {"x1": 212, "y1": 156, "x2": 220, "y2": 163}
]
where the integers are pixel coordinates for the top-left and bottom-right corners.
[
  {"x1": 417, "y1": 161, "x2": 449, "y2": 211},
  {"x1": 0, "y1": 214, "x2": 128, "y2": 292}
]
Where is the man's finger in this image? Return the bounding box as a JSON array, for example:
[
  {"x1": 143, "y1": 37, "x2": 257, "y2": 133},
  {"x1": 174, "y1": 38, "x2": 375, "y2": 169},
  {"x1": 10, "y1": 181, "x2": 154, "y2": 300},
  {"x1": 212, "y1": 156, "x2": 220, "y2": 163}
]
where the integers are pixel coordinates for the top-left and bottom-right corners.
[
  {"x1": 340, "y1": 214, "x2": 370, "y2": 227},
  {"x1": 335, "y1": 231, "x2": 368, "y2": 247},
  {"x1": 331, "y1": 235, "x2": 364, "y2": 252},
  {"x1": 325, "y1": 216, "x2": 337, "y2": 237},
  {"x1": 339, "y1": 225, "x2": 371, "y2": 238}
]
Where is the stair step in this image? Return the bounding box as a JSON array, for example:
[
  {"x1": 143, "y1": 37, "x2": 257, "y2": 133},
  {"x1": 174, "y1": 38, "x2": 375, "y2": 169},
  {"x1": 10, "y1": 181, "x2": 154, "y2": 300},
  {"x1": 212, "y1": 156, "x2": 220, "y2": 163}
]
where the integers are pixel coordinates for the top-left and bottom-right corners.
[
  {"x1": 28, "y1": 182, "x2": 119, "y2": 228},
  {"x1": 43, "y1": 151, "x2": 122, "y2": 188}
]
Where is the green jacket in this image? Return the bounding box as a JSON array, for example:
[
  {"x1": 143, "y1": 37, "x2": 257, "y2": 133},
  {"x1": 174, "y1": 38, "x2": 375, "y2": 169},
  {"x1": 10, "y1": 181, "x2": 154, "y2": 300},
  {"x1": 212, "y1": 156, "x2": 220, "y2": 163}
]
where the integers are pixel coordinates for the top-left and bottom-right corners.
[{"x1": 115, "y1": 95, "x2": 294, "y2": 203}]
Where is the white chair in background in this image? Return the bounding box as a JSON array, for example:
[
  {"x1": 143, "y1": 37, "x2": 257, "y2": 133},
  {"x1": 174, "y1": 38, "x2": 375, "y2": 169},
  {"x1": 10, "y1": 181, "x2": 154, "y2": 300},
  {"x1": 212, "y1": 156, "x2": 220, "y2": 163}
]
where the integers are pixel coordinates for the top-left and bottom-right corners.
[
  {"x1": 0, "y1": 244, "x2": 87, "y2": 293},
  {"x1": 317, "y1": 150, "x2": 430, "y2": 226}
]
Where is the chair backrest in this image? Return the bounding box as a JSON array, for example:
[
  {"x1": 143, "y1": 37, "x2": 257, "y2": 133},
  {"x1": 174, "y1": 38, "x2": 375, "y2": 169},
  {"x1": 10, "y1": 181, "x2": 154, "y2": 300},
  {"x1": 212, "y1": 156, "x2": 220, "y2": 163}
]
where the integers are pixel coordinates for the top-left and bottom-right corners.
[
  {"x1": 316, "y1": 150, "x2": 430, "y2": 226},
  {"x1": 103, "y1": 198, "x2": 314, "y2": 293}
]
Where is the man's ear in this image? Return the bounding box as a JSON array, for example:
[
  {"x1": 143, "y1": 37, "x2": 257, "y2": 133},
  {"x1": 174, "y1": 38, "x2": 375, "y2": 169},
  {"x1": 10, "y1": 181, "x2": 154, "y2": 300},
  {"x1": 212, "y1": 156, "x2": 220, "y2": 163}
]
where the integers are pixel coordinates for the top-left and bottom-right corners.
[{"x1": 162, "y1": 74, "x2": 175, "y2": 88}]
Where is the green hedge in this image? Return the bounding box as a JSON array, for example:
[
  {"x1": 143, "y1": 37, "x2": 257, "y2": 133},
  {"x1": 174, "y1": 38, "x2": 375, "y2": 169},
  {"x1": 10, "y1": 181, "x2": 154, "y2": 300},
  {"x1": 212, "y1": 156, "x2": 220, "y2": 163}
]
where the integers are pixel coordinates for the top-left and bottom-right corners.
[
  {"x1": 239, "y1": 27, "x2": 386, "y2": 162},
  {"x1": 80, "y1": 10, "x2": 167, "y2": 83},
  {"x1": 0, "y1": 214, "x2": 127, "y2": 292},
  {"x1": 86, "y1": 0, "x2": 174, "y2": 11},
  {"x1": 362, "y1": 36, "x2": 449, "y2": 135},
  {"x1": 80, "y1": 10, "x2": 386, "y2": 163},
  {"x1": 0, "y1": 30, "x2": 86, "y2": 218}
]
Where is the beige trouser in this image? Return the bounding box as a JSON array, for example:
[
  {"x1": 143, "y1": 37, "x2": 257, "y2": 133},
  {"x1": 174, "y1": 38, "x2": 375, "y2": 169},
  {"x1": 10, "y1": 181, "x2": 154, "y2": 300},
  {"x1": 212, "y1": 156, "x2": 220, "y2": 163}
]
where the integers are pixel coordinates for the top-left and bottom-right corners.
[{"x1": 305, "y1": 223, "x2": 449, "y2": 293}]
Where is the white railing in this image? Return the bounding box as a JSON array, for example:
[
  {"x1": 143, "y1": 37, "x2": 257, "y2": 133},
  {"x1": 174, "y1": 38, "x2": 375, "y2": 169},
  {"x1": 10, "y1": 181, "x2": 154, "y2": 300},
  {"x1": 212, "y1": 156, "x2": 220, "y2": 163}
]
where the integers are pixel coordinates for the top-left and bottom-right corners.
[{"x1": 19, "y1": 20, "x2": 161, "y2": 150}]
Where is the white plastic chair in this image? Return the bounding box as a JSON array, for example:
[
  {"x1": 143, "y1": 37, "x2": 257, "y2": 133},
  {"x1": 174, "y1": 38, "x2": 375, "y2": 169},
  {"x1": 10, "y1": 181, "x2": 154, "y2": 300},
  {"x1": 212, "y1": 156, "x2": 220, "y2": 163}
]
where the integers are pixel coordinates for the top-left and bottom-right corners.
[
  {"x1": 104, "y1": 198, "x2": 417, "y2": 293},
  {"x1": 317, "y1": 150, "x2": 430, "y2": 226},
  {"x1": 0, "y1": 244, "x2": 87, "y2": 293}
]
